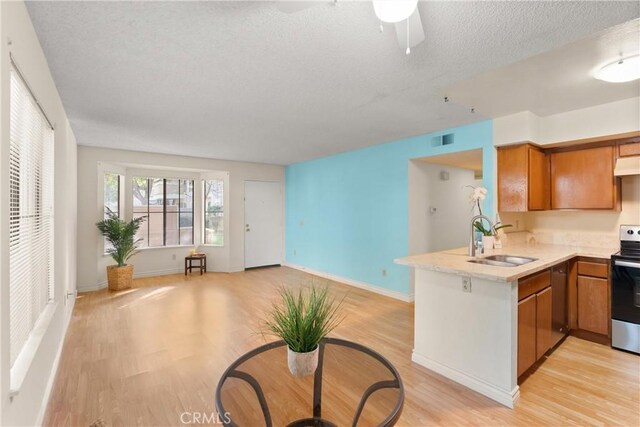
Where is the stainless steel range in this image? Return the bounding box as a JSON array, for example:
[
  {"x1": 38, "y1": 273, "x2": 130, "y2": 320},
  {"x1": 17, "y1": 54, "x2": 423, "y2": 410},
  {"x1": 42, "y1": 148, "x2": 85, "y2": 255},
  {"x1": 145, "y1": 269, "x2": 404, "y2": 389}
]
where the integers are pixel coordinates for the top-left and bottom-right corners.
[{"x1": 611, "y1": 225, "x2": 640, "y2": 354}]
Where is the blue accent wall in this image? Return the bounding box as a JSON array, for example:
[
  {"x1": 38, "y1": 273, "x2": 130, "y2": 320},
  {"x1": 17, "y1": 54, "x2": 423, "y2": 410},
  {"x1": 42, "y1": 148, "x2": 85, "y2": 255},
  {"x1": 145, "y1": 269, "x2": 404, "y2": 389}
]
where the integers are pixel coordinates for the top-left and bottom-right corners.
[{"x1": 285, "y1": 121, "x2": 494, "y2": 296}]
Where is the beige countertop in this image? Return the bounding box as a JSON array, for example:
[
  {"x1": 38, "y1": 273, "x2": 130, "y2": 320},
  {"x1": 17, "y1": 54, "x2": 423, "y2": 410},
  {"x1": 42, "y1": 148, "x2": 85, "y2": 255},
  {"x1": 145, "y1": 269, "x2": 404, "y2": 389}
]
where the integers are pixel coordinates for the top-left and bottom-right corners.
[{"x1": 395, "y1": 241, "x2": 616, "y2": 283}]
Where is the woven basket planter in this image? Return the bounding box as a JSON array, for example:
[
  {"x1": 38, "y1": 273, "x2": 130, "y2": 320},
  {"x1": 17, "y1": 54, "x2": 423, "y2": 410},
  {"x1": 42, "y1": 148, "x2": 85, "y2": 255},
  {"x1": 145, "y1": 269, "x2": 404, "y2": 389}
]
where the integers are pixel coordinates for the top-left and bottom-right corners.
[{"x1": 106, "y1": 264, "x2": 133, "y2": 291}]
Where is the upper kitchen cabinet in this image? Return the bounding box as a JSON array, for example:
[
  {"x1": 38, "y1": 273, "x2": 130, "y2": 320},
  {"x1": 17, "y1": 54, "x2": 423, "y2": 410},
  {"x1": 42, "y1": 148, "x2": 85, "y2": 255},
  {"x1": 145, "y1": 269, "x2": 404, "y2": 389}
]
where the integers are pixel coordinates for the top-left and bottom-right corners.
[
  {"x1": 550, "y1": 146, "x2": 620, "y2": 210},
  {"x1": 497, "y1": 144, "x2": 549, "y2": 212},
  {"x1": 618, "y1": 141, "x2": 640, "y2": 157}
]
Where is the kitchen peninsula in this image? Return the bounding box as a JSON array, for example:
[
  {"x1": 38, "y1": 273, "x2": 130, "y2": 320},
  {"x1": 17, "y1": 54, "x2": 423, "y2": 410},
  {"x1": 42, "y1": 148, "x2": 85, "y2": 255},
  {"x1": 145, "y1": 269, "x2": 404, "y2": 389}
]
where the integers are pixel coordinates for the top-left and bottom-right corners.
[{"x1": 395, "y1": 238, "x2": 615, "y2": 408}]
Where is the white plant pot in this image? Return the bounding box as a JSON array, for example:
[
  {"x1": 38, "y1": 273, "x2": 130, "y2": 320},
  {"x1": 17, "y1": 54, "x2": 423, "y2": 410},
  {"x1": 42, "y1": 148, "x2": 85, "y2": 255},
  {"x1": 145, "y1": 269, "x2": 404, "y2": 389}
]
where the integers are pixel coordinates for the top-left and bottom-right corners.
[
  {"x1": 482, "y1": 235, "x2": 495, "y2": 252},
  {"x1": 287, "y1": 346, "x2": 319, "y2": 378}
]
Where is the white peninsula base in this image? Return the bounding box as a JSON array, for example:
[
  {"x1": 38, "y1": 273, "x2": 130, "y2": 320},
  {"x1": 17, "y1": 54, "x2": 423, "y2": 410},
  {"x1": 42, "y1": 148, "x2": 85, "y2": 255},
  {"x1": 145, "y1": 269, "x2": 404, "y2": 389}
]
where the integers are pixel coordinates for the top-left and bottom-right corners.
[{"x1": 412, "y1": 268, "x2": 520, "y2": 408}]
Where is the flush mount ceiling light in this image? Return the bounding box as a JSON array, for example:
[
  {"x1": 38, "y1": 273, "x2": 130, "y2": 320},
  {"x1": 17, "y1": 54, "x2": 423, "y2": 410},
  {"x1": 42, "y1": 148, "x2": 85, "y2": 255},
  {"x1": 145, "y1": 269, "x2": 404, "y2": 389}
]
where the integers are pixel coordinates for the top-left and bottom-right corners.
[
  {"x1": 594, "y1": 55, "x2": 640, "y2": 83},
  {"x1": 373, "y1": 0, "x2": 418, "y2": 23}
]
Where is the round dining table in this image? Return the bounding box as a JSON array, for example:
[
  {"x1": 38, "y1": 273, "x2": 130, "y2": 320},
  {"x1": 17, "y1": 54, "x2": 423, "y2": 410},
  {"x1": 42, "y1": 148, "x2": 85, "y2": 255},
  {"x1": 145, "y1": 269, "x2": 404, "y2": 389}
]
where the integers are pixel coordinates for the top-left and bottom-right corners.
[{"x1": 216, "y1": 337, "x2": 404, "y2": 426}]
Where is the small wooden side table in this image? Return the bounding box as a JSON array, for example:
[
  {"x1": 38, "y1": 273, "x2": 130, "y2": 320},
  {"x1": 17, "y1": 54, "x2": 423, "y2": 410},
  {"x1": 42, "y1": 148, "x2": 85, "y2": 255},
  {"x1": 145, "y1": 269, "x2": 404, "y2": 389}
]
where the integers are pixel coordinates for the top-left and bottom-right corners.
[{"x1": 185, "y1": 254, "x2": 207, "y2": 275}]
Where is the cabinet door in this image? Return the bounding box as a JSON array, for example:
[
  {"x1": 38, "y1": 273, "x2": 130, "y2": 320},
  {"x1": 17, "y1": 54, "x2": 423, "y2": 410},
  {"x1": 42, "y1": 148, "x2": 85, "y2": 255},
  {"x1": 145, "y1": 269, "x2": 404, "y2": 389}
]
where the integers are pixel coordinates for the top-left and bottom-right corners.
[
  {"x1": 550, "y1": 146, "x2": 616, "y2": 209},
  {"x1": 577, "y1": 276, "x2": 609, "y2": 335},
  {"x1": 536, "y1": 287, "x2": 553, "y2": 359},
  {"x1": 528, "y1": 148, "x2": 550, "y2": 210},
  {"x1": 619, "y1": 142, "x2": 640, "y2": 157},
  {"x1": 518, "y1": 294, "x2": 537, "y2": 377},
  {"x1": 498, "y1": 145, "x2": 528, "y2": 212}
]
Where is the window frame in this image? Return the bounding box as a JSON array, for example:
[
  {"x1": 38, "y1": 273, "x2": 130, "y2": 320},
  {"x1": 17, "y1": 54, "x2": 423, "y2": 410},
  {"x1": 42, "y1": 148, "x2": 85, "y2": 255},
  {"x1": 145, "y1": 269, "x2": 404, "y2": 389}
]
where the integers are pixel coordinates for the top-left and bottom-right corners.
[
  {"x1": 132, "y1": 176, "x2": 195, "y2": 248},
  {"x1": 8, "y1": 58, "x2": 56, "y2": 394},
  {"x1": 103, "y1": 172, "x2": 122, "y2": 253},
  {"x1": 203, "y1": 178, "x2": 224, "y2": 247}
]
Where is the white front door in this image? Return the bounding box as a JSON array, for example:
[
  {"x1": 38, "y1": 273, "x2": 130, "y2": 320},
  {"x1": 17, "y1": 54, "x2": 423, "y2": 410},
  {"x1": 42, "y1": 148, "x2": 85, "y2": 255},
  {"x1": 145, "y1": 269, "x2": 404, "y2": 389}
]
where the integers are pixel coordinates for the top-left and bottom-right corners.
[{"x1": 244, "y1": 180, "x2": 283, "y2": 269}]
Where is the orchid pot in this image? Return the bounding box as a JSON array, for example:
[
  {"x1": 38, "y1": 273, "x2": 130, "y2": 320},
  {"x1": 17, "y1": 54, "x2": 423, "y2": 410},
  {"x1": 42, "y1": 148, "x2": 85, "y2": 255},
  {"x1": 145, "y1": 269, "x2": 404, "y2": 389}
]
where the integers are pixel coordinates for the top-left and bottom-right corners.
[{"x1": 482, "y1": 235, "x2": 495, "y2": 252}]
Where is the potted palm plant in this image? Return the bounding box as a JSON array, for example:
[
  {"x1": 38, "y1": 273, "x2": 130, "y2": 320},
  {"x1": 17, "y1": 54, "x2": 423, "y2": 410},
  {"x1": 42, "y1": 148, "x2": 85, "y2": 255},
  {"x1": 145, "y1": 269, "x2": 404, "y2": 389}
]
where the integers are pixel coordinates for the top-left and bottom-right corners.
[
  {"x1": 264, "y1": 286, "x2": 344, "y2": 378},
  {"x1": 96, "y1": 211, "x2": 145, "y2": 291}
]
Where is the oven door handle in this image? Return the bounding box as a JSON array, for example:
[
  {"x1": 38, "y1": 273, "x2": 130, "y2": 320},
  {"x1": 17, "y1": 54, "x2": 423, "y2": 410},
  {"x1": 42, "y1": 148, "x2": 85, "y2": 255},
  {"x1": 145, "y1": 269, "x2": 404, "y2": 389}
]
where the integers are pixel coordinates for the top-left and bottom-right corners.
[{"x1": 614, "y1": 260, "x2": 640, "y2": 269}]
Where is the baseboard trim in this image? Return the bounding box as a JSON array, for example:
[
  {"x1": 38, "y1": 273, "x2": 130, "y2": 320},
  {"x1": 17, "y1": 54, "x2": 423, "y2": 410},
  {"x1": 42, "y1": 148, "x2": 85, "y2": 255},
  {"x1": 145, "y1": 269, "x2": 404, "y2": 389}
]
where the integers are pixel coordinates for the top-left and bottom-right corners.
[
  {"x1": 282, "y1": 262, "x2": 414, "y2": 303},
  {"x1": 411, "y1": 350, "x2": 520, "y2": 408},
  {"x1": 35, "y1": 297, "x2": 75, "y2": 426},
  {"x1": 78, "y1": 267, "x2": 188, "y2": 293}
]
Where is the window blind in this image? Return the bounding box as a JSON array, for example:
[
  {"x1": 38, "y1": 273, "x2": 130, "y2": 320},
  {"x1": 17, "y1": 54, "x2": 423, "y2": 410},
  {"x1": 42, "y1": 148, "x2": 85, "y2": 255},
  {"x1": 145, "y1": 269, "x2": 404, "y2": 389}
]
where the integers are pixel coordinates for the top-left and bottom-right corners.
[{"x1": 9, "y1": 65, "x2": 55, "y2": 367}]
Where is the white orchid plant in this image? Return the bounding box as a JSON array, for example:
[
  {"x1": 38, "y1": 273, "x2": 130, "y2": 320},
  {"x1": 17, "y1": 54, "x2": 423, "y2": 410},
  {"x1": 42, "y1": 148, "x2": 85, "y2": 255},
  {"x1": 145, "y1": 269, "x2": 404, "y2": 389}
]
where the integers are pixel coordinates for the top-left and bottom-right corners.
[{"x1": 467, "y1": 185, "x2": 512, "y2": 236}]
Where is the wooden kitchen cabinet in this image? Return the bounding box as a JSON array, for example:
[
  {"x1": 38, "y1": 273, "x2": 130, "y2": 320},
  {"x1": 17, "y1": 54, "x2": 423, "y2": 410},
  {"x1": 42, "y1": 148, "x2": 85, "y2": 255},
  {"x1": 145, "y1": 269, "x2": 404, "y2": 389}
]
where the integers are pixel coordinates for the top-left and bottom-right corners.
[
  {"x1": 498, "y1": 144, "x2": 549, "y2": 212},
  {"x1": 518, "y1": 294, "x2": 537, "y2": 377},
  {"x1": 536, "y1": 286, "x2": 553, "y2": 360},
  {"x1": 550, "y1": 146, "x2": 620, "y2": 210},
  {"x1": 570, "y1": 258, "x2": 611, "y2": 342},
  {"x1": 577, "y1": 276, "x2": 609, "y2": 336},
  {"x1": 518, "y1": 268, "x2": 554, "y2": 378},
  {"x1": 618, "y1": 141, "x2": 640, "y2": 157}
]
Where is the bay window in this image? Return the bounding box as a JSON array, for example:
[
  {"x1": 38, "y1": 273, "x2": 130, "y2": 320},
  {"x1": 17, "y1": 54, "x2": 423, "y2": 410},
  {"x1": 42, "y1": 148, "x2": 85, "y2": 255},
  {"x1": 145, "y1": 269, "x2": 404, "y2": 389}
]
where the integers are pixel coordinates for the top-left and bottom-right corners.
[
  {"x1": 204, "y1": 179, "x2": 224, "y2": 246},
  {"x1": 132, "y1": 177, "x2": 194, "y2": 247}
]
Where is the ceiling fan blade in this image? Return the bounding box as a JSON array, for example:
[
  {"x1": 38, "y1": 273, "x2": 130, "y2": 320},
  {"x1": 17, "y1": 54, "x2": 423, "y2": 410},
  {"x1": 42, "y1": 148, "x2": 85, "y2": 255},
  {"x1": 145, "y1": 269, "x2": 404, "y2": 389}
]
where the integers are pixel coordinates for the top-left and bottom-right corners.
[{"x1": 394, "y1": 8, "x2": 425, "y2": 49}]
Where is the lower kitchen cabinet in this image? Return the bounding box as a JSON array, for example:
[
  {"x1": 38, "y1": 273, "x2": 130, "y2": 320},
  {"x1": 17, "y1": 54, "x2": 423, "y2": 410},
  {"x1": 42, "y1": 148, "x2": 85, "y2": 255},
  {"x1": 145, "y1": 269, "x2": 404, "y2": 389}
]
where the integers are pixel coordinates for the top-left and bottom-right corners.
[
  {"x1": 536, "y1": 286, "x2": 553, "y2": 359},
  {"x1": 577, "y1": 275, "x2": 609, "y2": 336},
  {"x1": 518, "y1": 294, "x2": 537, "y2": 377},
  {"x1": 518, "y1": 269, "x2": 553, "y2": 378}
]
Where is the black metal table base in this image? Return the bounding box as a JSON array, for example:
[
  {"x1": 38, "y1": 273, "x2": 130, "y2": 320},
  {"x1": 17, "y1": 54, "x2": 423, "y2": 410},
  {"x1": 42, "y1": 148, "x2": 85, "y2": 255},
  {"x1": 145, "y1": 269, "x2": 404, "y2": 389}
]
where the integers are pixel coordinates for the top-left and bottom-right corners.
[
  {"x1": 286, "y1": 417, "x2": 338, "y2": 427},
  {"x1": 215, "y1": 338, "x2": 404, "y2": 427}
]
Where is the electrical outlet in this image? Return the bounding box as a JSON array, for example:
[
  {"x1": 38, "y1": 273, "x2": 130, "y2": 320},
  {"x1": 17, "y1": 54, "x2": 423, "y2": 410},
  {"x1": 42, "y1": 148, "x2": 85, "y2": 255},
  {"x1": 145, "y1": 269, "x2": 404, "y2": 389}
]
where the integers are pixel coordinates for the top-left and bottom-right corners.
[
  {"x1": 515, "y1": 220, "x2": 520, "y2": 230},
  {"x1": 462, "y1": 277, "x2": 472, "y2": 293},
  {"x1": 172, "y1": 254, "x2": 176, "y2": 260},
  {"x1": 293, "y1": 249, "x2": 297, "y2": 256},
  {"x1": 382, "y1": 269, "x2": 387, "y2": 277}
]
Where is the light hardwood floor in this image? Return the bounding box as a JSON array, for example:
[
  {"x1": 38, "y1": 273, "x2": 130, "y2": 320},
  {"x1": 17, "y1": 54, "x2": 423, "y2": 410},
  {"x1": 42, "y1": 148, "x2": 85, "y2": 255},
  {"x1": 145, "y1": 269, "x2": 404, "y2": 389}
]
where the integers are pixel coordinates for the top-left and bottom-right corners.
[{"x1": 44, "y1": 267, "x2": 639, "y2": 426}]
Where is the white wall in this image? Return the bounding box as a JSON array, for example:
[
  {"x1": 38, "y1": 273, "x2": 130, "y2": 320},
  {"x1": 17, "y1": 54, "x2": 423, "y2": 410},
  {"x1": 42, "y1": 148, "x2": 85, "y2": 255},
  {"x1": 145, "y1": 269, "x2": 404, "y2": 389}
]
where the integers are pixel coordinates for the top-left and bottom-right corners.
[
  {"x1": 77, "y1": 146, "x2": 284, "y2": 291},
  {"x1": 494, "y1": 97, "x2": 640, "y2": 246},
  {"x1": 412, "y1": 269, "x2": 519, "y2": 408},
  {"x1": 494, "y1": 97, "x2": 640, "y2": 146},
  {"x1": 0, "y1": 2, "x2": 78, "y2": 425},
  {"x1": 409, "y1": 160, "x2": 482, "y2": 256}
]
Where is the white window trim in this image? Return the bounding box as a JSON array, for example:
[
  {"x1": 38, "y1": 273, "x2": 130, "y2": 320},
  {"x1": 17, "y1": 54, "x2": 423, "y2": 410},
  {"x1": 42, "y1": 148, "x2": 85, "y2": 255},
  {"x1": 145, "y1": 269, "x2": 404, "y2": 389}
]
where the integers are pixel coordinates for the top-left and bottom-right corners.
[
  {"x1": 9, "y1": 303, "x2": 58, "y2": 397},
  {"x1": 131, "y1": 176, "x2": 196, "y2": 248},
  {"x1": 202, "y1": 172, "x2": 229, "y2": 248},
  {"x1": 8, "y1": 58, "x2": 56, "y2": 395}
]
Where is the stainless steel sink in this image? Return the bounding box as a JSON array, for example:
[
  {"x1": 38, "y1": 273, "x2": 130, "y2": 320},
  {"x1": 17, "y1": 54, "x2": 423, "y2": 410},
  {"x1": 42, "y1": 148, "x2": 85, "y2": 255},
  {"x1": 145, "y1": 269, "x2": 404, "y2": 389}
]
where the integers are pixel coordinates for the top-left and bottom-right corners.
[
  {"x1": 467, "y1": 259, "x2": 520, "y2": 267},
  {"x1": 467, "y1": 255, "x2": 538, "y2": 267},
  {"x1": 484, "y1": 255, "x2": 538, "y2": 265}
]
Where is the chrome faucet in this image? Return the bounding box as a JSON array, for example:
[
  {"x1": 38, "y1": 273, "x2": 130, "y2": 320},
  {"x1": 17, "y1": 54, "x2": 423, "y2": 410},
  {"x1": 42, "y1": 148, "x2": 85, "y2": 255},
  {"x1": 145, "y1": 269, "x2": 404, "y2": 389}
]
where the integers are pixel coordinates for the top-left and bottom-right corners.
[{"x1": 469, "y1": 214, "x2": 496, "y2": 257}]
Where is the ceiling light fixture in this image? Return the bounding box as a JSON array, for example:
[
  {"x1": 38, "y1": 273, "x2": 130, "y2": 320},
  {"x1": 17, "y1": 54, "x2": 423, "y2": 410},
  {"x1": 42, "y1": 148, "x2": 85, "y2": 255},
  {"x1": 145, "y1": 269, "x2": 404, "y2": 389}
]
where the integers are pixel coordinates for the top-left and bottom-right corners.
[
  {"x1": 594, "y1": 55, "x2": 640, "y2": 83},
  {"x1": 373, "y1": 0, "x2": 418, "y2": 23}
]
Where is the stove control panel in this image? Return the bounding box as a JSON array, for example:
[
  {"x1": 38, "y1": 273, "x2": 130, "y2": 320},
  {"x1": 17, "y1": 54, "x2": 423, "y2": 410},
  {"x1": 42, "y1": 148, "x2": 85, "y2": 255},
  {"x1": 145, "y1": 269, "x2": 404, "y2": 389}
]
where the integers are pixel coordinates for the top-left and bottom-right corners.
[{"x1": 620, "y1": 225, "x2": 640, "y2": 242}]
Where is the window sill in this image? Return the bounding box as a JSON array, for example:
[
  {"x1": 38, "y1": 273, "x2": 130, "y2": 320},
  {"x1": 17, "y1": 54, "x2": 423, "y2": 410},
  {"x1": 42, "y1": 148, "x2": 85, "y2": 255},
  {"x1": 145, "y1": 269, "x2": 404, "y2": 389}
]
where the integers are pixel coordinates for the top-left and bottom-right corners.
[
  {"x1": 10, "y1": 302, "x2": 58, "y2": 397},
  {"x1": 102, "y1": 245, "x2": 223, "y2": 256},
  {"x1": 136, "y1": 245, "x2": 196, "y2": 251}
]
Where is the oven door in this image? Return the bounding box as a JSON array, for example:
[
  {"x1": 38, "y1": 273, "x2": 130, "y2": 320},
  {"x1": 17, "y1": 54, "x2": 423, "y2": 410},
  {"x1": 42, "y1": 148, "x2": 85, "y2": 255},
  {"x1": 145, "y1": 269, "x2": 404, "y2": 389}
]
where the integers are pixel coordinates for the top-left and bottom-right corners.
[
  {"x1": 611, "y1": 259, "x2": 640, "y2": 324},
  {"x1": 611, "y1": 259, "x2": 640, "y2": 353}
]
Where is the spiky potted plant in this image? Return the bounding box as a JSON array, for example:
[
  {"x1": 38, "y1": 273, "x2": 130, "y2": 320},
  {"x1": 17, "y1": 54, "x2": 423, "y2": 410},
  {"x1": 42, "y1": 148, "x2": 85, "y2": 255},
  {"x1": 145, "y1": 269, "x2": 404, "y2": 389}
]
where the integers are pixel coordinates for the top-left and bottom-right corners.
[
  {"x1": 96, "y1": 211, "x2": 145, "y2": 291},
  {"x1": 264, "y1": 286, "x2": 344, "y2": 378}
]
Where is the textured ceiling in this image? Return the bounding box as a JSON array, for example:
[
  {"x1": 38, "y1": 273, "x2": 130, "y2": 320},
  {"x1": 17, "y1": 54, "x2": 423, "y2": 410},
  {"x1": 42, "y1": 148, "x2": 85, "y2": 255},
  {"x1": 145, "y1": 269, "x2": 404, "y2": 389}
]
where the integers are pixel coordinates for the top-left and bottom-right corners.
[
  {"x1": 25, "y1": 1, "x2": 640, "y2": 165},
  {"x1": 445, "y1": 18, "x2": 640, "y2": 118}
]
